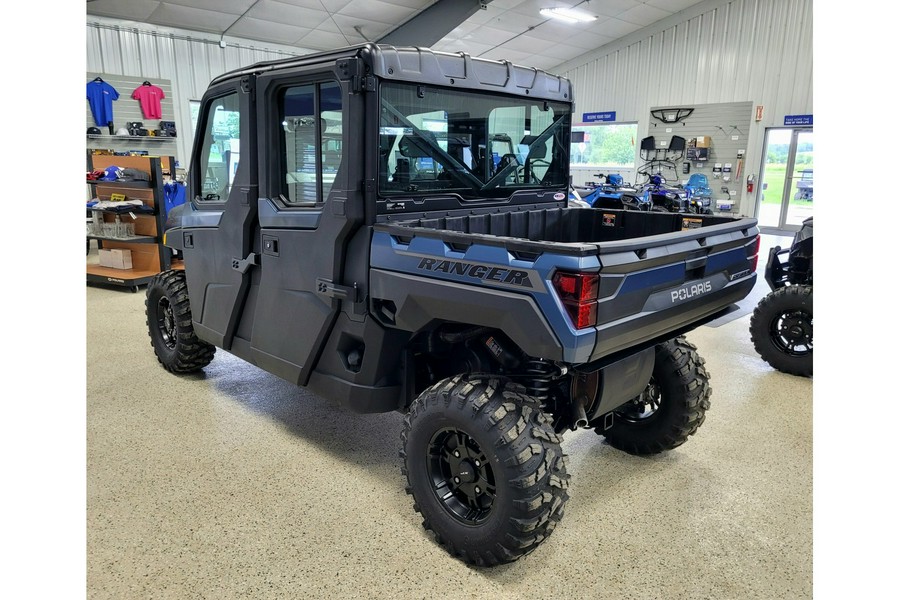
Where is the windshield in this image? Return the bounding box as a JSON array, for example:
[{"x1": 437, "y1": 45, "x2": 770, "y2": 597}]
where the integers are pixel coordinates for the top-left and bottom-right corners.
[{"x1": 379, "y1": 82, "x2": 571, "y2": 199}]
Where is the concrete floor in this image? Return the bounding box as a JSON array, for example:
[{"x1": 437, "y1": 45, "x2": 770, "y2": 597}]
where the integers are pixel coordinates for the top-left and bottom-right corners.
[{"x1": 86, "y1": 234, "x2": 812, "y2": 599}]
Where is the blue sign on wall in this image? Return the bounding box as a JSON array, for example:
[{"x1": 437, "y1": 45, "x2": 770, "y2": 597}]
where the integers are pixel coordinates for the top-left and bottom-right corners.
[
  {"x1": 583, "y1": 111, "x2": 617, "y2": 123},
  {"x1": 784, "y1": 114, "x2": 813, "y2": 126}
]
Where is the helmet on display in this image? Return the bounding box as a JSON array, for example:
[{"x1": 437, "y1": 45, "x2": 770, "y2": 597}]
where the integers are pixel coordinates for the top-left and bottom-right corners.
[
  {"x1": 87, "y1": 127, "x2": 102, "y2": 135},
  {"x1": 116, "y1": 128, "x2": 131, "y2": 136},
  {"x1": 104, "y1": 166, "x2": 124, "y2": 181}
]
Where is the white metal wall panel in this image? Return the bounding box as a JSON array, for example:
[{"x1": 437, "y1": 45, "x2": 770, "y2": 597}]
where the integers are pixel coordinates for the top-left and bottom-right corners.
[
  {"x1": 560, "y1": 0, "x2": 813, "y2": 216},
  {"x1": 87, "y1": 17, "x2": 309, "y2": 167}
]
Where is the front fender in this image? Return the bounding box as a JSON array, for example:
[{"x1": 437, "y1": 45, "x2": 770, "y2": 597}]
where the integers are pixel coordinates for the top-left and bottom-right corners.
[{"x1": 162, "y1": 203, "x2": 186, "y2": 250}]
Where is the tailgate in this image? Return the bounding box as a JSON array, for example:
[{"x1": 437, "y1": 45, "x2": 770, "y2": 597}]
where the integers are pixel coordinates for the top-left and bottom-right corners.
[{"x1": 582, "y1": 223, "x2": 759, "y2": 362}]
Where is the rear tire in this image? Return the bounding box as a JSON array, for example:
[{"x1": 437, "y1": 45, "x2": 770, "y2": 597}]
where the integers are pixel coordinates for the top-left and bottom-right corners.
[
  {"x1": 596, "y1": 336, "x2": 711, "y2": 455},
  {"x1": 750, "y1": 285, "x2": 813, "y2": 376},
  {"x1": 401, "y1": 375, "x2": 570, "y2": 566},
  {"x1": 145, "y1": 270, "x2": 215, "y2": 373}
]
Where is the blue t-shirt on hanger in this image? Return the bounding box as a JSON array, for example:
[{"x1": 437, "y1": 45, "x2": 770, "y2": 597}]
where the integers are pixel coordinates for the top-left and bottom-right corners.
[
  {"x1": 163, "y1": 181, "x2": 187, "y2": 215},
  {"x1": 86, "y1": 79, "x2": 120, "y2": 126}
]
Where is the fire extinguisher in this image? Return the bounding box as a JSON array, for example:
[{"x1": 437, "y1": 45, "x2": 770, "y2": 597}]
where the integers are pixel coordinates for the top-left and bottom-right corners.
[{"x1": 747, "y1": 174, "x2": 755, "y2": 193}]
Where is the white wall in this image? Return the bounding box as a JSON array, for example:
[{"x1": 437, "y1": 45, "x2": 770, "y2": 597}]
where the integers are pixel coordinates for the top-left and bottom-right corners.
[
  {"x1": 86, "y1": 15, "x2": 315, "y2": 168},
  {"x1": 557, "y1": 0, "x2": 813, "y2": 217}
]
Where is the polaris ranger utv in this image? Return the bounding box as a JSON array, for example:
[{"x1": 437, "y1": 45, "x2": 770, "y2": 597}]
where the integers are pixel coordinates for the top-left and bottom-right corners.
[{"x1": 145, "y1": 44, "x2": 760, "y2": 566}]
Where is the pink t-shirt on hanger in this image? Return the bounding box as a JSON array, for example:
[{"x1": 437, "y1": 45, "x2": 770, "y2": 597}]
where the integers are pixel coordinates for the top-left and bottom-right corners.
[{"x1": 132, "y1": 82, "x2": 165, "y2": 119}]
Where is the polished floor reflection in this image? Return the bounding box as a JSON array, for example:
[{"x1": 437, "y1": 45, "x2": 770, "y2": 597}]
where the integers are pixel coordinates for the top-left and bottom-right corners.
[{"x1": 86, "y1": 235, "x2": 812, "y2": 599}]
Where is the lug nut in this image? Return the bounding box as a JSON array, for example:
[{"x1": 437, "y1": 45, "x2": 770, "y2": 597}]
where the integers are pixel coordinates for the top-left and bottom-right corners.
[
  {"x1": 454, "y1": 477, "x2": 460, "y2": 484},
  {"x1": 453, "y1": 450, "x2": 460, "y2": 457},
  {"x1": 475, "y1": 486, "x2": 481, "y2": 494},
  {"x1": 474, "y1": 460, "x2": 481, "y2": 467}
]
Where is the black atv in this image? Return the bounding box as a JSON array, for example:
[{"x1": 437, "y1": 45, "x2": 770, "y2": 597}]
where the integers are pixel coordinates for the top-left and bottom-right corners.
[{"x1": 749, "y1": 217, "x2": 813, "y2": 376}]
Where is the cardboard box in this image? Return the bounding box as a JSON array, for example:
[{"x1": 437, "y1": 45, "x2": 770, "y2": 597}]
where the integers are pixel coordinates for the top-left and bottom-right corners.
[
  {"x1": 695, "y1": 135, "x2": 712, "y2": 148},
  {"x1": 99, "y1": 248, "x2": 133, "y2": 270}
]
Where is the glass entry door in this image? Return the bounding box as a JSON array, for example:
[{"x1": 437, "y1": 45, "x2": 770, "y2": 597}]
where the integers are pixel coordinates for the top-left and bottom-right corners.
[{"x1": 758, "y1": 128, "x2": 813, "y2": 231}]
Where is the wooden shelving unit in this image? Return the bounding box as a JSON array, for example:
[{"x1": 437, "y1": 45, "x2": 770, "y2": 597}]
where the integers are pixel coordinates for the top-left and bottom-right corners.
[{"x1": 86, "y1": 152, "x2": 177, "y2": 291}]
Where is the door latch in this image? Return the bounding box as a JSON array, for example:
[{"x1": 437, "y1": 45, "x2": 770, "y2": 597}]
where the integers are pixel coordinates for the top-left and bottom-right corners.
[
  {"x1": 316, "y1": 278, "x2": 358, "y2": 302},
  {"x1": 232, "y1": 253, "x2": 259, "y2": 273}
]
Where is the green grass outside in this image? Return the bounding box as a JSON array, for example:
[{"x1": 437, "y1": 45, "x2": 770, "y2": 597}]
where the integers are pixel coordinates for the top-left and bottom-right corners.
[{"x1": 761, "y1": 160, "x2": 814, "y2": 206}]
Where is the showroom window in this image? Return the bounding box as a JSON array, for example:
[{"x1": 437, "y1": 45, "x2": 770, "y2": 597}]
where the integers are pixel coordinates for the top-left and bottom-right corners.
[{"x1": 570, "y1": 123, "x2": 638, "y2": 168}]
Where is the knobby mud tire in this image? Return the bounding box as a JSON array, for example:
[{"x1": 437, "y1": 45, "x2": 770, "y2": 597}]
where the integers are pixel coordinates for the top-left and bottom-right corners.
[
  {"x1": 145, "y1": 270, "x2": 215, "y2": 374},
  {"x1": 401, "y1": 375, "x2": 570, "y2": 566},
  {"x1": 597, "y1": 336, "x2": 711, "y2": 455}
]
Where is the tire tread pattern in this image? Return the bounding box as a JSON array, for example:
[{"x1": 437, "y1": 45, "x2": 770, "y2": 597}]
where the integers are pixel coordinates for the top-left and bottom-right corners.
[
  {"x1": 598, "y1": 336, "x2": 711, "y2": 456},
  {"x1": 400, "y1": 376, "x2": 569, "y2": 567},
  {"x1": 145, "y1": 270, "x2": 215, "y2": 373},
  {"x1": 749, "y1": 284, "x2": 813, "y2": 377}
]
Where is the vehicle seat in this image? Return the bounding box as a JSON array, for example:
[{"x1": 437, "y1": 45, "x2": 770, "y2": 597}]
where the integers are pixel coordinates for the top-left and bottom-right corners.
[{"x1": 524, "y1": 141, "x2": 547, "y2": 183}]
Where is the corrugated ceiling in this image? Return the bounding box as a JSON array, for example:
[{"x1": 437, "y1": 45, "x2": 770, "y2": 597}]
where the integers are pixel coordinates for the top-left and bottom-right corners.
[{"x1": 86, "y1": 0, "x2": 710, "y2": 70}]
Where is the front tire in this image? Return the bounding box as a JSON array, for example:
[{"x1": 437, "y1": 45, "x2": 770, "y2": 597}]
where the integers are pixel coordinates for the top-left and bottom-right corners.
[
  {"x1": 145, "y1": 270, "x2": 215, "y2": 373},
  {"x1": 621, "y1": 195, "x2": 641, "y2": 211},
  {"x1": 401, "y1": 375, "x2": 570, "y2": 566},
  {"x1": 750, "y1": 285, "x2": 813, "y2": 376},
  {"x1": 596, "y1": 336, "x2": 711, "y2": 455}
]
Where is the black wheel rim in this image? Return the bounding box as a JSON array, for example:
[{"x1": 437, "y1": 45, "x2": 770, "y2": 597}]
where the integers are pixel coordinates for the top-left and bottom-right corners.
[
  {"x1": 427, "y1": 428, "x2": 496, "y2": 525},
  {"x1": 155, "y1": 296, "x2": 177, "y2": 350},
  {"x1": 615, "y1": 377, "x2": 662, "y2": 422},
  {"x1": 769, "y1": 309, "x2": 813, "y2": 356}
]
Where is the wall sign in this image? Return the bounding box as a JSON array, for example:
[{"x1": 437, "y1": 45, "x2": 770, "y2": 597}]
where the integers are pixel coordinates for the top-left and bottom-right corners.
[
  {"x1": 784, "y1": 114, "x2": 813, "y2": 126},
  {"x1": 583, "y1": 111, "x2": 616, "y2": 123}
]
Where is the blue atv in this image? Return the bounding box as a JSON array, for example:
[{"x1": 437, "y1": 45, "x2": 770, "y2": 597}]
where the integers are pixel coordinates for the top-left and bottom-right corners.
[
  {"x1": 633, "y1": 135, "x2": 694, "y2": 213},
  {"x1": 636, "y1": 172, "x2": 691, "y2": 212},
  {"x1": 683, "y1": 173, "x2": 714, "y2": 214},
  {"x1": 570, "y1": 172, "x2": 643, "y2": 210}
]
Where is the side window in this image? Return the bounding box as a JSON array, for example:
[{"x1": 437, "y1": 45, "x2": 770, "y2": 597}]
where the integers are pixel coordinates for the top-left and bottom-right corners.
[
  {"x1": 279, "y1": 81, "x2": 343, "y2": 205},
  {"x1": 197, "y1": 92, "x2": 240, "y2": 202},
  {"x1": 320, "y1": 82, "x2": 343, "y2": 200},
  {"x1": 527, "y1": 105, "x2": 555, "y2": 180}
]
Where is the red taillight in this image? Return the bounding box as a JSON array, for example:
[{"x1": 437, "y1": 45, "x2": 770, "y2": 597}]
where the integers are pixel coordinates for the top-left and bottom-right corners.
[
  {"x1": 750, "y1": 235, "x2": 762, "y2": 272},
  {"x1": 552, "y1": 271, "x2": 600, "y2": 329},
  {"x1": 573, "y1": 302, "x2": 598, "y2": 329},
  {"x1": 552, "y1": 272, "x2": 600, "y2": 303}
]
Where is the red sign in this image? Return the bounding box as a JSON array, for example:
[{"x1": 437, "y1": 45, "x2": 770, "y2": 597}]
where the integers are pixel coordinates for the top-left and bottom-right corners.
[{"x1": 755, "y1": 105, "x2": 764, "y2": 121}]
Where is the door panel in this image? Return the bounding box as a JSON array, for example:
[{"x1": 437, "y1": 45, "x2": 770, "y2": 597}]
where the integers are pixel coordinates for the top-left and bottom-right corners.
[
  {"x1": 248, "y1": 75, "x2": 361, "y2": 385},
  {"x1": 181, "y1": 82, "x2": 258, "y2": 349}
]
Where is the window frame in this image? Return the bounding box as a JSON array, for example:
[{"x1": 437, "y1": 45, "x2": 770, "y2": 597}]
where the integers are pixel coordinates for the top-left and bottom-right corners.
[
  {"x1": 193, "y1": 90, "x2": 241, "y2": 206},
  {"x1": 377, "y1": 81, "x2": 571, "y2": 199},
  {"x1": 273, "y1": 78, "x2": 343, "y2": 208}
]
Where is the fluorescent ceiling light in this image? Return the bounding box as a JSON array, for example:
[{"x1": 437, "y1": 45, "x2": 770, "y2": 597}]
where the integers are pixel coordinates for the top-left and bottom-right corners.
[{"x1": 540, "y1": 7, "x2": 597, "y2": 23}]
